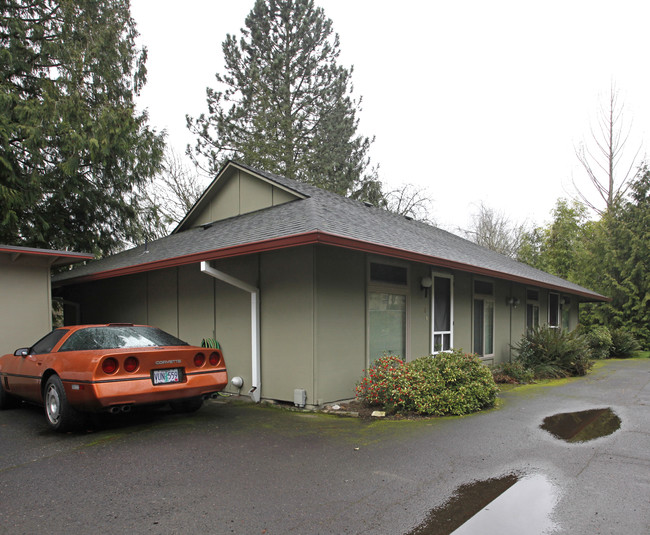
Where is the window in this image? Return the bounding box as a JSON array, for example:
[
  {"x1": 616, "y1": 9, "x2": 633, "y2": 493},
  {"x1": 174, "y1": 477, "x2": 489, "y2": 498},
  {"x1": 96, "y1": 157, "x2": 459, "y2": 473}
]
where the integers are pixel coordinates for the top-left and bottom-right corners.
[
  {"x1": 368, "y1": 261, "x2": 409, "y2": 364},
  {"x1": 474, "y1": 280, "x2": 494, "y2": 296},
  {"x1": 30, "y1": 329, "x2": 69, "y2": 354},
  {"x1": 473, "y1": 299, "x2": 494, "y2": 356},
  {"x1": 432, "y1": 274, "x2": 453, "y2": 353},
  {"x1": 561, "y1": 296, "x2": 571, "y2": 330},
  {"x1": 549, "y1": 293, "x2": 560, "y2": 328},
  {"x1": 473, "y1": 279, "x2": 494, "y2": 357},
  {"x1": 370, "y1": 262, "x2": 407, "y2": 286},
  {"x1": 368, "y1": 292, "x2": 407, "y2": 363},
  {"x1": 527, "y1": 289, "x2": 540, "y2": 330}
]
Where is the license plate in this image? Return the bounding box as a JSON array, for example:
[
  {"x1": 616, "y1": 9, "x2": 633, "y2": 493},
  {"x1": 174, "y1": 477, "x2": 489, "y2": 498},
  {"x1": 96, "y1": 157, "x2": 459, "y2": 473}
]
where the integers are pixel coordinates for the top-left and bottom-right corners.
[{"x1": 152, "y1": 368, "x2": 182, "y2": 385}]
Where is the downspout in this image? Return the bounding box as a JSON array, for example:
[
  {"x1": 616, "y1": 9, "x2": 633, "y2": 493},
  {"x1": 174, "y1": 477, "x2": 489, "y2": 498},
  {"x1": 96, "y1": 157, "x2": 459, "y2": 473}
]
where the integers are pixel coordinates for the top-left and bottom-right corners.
[{"x1": 200, "y1": 261, "x2": 261, "y2": 403}]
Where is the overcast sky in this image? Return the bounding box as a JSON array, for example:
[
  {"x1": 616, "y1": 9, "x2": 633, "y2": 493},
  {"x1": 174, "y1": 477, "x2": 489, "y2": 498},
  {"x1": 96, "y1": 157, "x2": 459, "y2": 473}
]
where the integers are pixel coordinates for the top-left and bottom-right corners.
[{"x1": 131, "y1": 0, "x2": 650, "y2": 232}]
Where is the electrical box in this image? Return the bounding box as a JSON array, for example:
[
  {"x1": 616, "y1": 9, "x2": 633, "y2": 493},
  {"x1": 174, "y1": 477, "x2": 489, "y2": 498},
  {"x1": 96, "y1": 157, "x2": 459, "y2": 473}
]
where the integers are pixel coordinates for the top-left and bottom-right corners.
[{"x1": 293, "y1": 388, "x2": 306, "y2": 408}]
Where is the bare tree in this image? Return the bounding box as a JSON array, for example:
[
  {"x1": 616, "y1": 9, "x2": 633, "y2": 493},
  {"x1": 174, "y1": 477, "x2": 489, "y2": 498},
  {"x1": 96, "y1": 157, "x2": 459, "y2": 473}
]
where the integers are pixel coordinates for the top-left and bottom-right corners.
[
  {"x1": 384, "y1": 183, "x2": 434, "y2": 223},
  {"x1": 140, "y1": 148, "x2": 208, "y2": 236},
  {"x1": 463, "y1": 202, "x2": 527, "y2": 258},
  {"x1": 573, "y1": 83, "x2": 643, "y2": 214}
]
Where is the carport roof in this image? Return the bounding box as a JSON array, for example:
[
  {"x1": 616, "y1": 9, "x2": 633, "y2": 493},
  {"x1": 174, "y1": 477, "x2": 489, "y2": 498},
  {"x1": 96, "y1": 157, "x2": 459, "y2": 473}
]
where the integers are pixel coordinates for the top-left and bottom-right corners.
[
  {"x1": 52, "y1": 161, "x2": 607, "y2": 302},
  {"x1": 0, "y1": 244, "x2": 93, "y2": 266}
]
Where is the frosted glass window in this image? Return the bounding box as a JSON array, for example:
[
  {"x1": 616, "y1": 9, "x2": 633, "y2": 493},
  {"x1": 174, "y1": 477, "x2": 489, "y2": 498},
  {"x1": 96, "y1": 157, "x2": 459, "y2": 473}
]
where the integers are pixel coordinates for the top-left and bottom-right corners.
[{"x1": 369, "y1": 292, "x2": 406, "y2": 363}]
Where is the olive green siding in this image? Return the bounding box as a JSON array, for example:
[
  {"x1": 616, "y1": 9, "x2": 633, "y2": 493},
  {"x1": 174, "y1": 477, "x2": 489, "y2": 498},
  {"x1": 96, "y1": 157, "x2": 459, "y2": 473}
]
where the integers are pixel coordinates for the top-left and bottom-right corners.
[
  {"x1": 61, "y1": 246, "x2": 584, "y2": 406},
  {"x1": 0, "y1": 255, "x2": 52, "y2": 354},
  {"x1": 260, "y1": 247, "x2": 315, "y2": 403},
  {"x1": 314, "y1": 247, "x2": 366, "y2": 404},
  {"x1": 187, "y1": 168, "x2": 300, "y2": 228},
  {"x1": 409, "y1": 262, "x2": 432, "y2": 359}
]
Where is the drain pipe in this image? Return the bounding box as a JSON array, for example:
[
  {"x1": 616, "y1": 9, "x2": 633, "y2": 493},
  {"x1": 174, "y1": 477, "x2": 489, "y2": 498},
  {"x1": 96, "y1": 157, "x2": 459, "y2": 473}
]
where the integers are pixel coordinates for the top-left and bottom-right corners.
[{"x1": 200, "y1": 261, "x2": 261, "y2": 403}]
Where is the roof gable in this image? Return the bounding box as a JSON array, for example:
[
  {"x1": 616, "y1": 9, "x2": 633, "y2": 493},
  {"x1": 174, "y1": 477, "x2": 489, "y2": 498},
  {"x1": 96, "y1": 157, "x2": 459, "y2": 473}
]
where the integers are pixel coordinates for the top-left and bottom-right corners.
[{"x1": 174, "y1": 161, "x2": 307, "y2": 233}]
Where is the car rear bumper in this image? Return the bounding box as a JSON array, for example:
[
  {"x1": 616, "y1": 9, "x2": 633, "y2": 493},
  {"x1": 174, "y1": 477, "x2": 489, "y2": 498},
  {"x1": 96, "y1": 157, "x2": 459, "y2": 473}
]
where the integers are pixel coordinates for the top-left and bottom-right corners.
[{"x1": 62, "y1": 369, "x2": 228, "y2": 411}]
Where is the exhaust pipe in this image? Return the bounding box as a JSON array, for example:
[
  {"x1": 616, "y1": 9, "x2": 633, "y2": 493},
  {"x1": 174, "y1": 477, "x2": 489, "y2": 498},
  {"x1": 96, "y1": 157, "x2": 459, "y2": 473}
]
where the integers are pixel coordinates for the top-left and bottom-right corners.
[{"x1": 109, "y1": 405, "x2": 132, "y2": 414}]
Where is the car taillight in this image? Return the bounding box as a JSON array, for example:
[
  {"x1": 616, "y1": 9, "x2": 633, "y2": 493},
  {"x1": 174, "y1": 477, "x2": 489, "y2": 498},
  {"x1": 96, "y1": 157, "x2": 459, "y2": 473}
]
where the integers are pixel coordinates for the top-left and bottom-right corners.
[
  {"x1": 193, "y1": 352, "x2": 205, "y2": 367},
  {"x1": 124, "y1": 356, "x2": 139, "y2": 373},
  {"x1": 102, "y1": 357, "x2": 119, "y2": 374},
  {"x1": 209, "y1": 351, "x2": 221, "y2": 366}
]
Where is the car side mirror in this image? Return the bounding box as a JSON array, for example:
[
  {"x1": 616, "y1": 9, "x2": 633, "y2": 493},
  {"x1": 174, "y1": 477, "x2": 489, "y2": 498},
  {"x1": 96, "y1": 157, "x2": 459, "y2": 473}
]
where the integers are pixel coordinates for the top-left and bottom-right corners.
[{"x1": 14, "y1": 348, "x2": 29, "y2": 357}]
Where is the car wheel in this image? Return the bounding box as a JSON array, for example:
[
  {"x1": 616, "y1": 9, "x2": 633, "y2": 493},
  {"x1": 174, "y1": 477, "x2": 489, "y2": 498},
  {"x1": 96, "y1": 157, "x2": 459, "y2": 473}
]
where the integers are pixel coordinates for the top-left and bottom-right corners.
[
  {"x1": 170, "y1": 396, "x2": 203, "y2": 413},
  {"x1": 44, "y1": 375, "x2": 85, "y2": 432},
  {"x1": 0, "y1": 378, "x2": 19, "y2": 409}
]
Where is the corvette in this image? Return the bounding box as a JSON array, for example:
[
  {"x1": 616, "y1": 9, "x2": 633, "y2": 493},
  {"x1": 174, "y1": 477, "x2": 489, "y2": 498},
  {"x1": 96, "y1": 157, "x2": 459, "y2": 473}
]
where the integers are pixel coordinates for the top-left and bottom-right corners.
[{"x1": 0, "y1": 324, "x2": 228, "y2": 431}]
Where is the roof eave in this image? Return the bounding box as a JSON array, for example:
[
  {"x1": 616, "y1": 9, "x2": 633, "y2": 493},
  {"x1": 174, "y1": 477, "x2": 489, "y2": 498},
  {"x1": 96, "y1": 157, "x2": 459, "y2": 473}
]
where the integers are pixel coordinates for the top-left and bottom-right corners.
[
  {"x1": 52, "y1": 232, "x2": 608, "y2": 302},
  {"x1": 0, "y1": 245, "x2": 94, "y2": 266}
]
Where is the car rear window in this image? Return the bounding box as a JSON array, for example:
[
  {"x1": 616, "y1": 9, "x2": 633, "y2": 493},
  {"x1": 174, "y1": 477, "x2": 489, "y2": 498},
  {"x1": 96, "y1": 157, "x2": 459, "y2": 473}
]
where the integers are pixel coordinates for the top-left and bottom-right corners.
[{"x1": 58, "y1": 326, "x2": 189, "y2": 351}]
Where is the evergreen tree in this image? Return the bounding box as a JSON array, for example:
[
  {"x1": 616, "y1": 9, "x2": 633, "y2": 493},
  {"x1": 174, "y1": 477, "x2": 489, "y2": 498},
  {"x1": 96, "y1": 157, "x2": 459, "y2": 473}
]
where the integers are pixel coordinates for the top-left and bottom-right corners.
[
  {"x1": 0, "y1": 0, "x2": 165, "y2": 255},
  {"x1": 517, "y1": 199, "x2": 589, "y2": 282},
  {"x1": 582, "y1": 167, "x2": 650, "y2": 345},
  {"x1": 187, "y1": 0, "x2": 382, "y2": 203}
]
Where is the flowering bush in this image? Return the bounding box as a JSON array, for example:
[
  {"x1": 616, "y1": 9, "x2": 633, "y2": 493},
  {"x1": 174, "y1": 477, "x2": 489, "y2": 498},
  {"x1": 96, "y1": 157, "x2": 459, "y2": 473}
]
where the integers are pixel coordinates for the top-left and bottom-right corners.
[{"x1": 355, "y1": 351, "x2": 499, "y2": 416}]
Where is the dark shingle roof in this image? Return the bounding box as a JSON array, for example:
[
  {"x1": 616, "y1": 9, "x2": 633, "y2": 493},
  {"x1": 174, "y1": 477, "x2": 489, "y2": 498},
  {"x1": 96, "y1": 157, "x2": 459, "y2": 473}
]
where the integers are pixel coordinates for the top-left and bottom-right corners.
[{"x1": 53, "y1": 161, "x2": 606, "y2": 301}]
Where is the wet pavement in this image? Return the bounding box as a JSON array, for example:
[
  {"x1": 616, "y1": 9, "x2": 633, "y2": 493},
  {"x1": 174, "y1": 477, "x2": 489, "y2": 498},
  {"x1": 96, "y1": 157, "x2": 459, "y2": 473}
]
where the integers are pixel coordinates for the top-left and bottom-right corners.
[{"x1": 0, "y1": 359, "x2": 648, "y2": 534}]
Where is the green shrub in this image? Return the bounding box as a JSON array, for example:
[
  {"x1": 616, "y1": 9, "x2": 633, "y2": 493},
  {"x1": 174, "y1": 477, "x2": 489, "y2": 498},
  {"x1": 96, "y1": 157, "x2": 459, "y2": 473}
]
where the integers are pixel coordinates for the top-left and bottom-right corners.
[
  {"x1": 355, "y1": 350, "x2": 499, "y2": 416},
  {"x1": 584, "y1": 325, "x2": 613, "y2": 359},
  {"x1": 514, "y1": 325, "x2": 593, "y2": 378},
  {"x1": 491, "y1": 361, "x2": 535, "y2": 384},
  {"x1": 609, "y1": 328, "x2": 641, "y2": 358}
]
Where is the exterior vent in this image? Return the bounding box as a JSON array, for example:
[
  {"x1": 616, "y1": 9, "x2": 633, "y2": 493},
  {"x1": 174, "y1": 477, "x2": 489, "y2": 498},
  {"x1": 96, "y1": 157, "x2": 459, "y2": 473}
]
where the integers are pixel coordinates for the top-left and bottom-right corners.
[{"x1": 293, "y1": 388, "x2": 307, "y2": 408}]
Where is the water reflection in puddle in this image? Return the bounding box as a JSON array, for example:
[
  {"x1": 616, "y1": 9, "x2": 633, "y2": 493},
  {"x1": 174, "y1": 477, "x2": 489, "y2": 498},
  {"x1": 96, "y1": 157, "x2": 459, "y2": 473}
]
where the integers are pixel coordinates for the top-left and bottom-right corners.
[
  {"x1": 541, "y1": 407, "x2": 621, "y2": 443},
  {"x1": 407, "y1": 473, "x2": 559, "y2": 535}
]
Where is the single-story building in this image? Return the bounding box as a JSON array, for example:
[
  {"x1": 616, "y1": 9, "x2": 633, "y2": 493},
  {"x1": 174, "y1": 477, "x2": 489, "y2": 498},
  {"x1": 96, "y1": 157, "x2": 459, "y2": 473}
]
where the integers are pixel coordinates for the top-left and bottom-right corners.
[
  {"x1": 0, "y1": 245, "x2": 93, "y2": 355},
  {"x1": 53, "y1": 161, "x2": 607, "y2": 407}
]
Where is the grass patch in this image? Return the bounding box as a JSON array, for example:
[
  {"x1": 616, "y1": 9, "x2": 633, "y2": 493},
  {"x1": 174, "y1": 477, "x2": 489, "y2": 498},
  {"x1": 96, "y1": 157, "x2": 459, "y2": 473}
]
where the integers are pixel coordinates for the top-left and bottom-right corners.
[{"x1": 633, "y1": 350, "x2": 650, "y2": 359}]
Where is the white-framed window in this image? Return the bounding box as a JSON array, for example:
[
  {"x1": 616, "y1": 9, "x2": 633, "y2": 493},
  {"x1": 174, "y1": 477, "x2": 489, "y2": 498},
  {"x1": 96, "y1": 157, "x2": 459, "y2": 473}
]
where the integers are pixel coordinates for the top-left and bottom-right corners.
[
  {"x1": 367, "y1": 260, "x2": 409, "y2": 364},
  {"x1": 473, "y1": 279, "x2": 494, "y2": 357},
  {"x1": 526, "y1": 289, "x2": 540, "y2": 330},
  {"x1": 431, "y1": 273, "x2": 453, "y2": 354}
]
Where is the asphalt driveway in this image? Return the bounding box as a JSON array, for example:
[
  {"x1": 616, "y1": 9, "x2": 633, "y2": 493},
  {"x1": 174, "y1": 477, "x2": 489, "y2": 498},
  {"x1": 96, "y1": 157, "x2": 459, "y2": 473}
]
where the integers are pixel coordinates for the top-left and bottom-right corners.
[{"x1": 0, "y1": 359, "x2": 648, "y2": 534}]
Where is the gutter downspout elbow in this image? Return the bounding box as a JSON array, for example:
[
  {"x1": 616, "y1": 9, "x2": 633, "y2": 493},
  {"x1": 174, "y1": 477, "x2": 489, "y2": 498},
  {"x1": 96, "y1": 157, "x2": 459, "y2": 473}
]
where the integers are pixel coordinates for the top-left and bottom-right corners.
[{"x1": 201, "y1": 261, "x2": 261, "y2": 403}]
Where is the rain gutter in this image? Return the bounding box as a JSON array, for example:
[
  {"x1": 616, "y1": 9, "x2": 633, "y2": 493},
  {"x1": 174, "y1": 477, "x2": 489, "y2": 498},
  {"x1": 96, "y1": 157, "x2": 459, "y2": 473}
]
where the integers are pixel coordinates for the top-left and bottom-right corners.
[{"x1": 200, "y1": 261, "x2": 261, "y2": 403}]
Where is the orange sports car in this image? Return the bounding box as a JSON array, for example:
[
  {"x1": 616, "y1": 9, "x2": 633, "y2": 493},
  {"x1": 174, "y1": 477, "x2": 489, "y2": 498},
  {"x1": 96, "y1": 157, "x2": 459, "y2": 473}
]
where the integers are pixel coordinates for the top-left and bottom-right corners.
[{"x1": 0, "y1": 324, "x2": 228, "y2": 431}]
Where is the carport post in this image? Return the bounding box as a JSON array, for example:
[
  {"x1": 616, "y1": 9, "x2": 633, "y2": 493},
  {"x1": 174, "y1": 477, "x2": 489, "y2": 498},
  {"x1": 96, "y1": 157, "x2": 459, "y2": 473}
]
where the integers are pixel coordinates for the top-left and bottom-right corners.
[{"x1": 200, "y1": 261, "x2": 261, "y2": 403}]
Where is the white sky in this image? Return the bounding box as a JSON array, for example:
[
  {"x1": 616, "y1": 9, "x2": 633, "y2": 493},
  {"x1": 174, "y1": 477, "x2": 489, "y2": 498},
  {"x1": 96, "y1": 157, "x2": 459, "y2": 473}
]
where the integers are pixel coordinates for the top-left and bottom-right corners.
[{"x1": 131, "y1": 0, "x2": 650, "y2": 232}]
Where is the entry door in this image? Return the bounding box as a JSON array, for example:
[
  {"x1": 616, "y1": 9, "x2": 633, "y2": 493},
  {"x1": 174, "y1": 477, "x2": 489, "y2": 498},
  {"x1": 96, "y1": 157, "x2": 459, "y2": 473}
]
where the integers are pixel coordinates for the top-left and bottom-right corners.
[{"x1": 368, "y1": 292, "x2": 406, "y2": 363}]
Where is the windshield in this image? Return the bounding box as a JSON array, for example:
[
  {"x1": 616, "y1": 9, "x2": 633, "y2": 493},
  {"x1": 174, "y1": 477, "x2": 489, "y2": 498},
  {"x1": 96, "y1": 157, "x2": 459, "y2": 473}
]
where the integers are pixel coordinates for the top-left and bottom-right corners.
[{"x1": 58, "y1": 326, "x2": 189, "y2": 351}]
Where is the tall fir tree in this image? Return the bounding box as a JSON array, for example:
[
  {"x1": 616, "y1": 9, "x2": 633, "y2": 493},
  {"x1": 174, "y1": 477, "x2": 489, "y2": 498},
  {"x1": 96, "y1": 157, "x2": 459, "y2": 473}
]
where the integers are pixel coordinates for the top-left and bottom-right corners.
[
  {"x1": 581, "y1": 167, "x2": 650, "y2": 345},
  {"x1": 0, "y1": 0, "x2": 165, "y2": 255},
  {"x1": 187, "y1": 0, "x2": 382, "y2": 204}
]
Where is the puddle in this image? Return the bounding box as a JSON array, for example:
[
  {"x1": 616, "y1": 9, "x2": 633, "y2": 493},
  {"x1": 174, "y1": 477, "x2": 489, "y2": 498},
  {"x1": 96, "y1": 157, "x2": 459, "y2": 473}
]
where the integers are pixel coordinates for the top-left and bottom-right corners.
[
  {"x1": 407, "y1": 473, "x2": 559, "y2": 535},
  {"x1": 540, "y1": 407, "x2": 621, "y2": 443}
]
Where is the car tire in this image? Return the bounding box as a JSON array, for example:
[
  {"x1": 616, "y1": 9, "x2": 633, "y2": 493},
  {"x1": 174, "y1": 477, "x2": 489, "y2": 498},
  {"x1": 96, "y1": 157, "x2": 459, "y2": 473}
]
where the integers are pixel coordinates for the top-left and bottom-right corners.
[
  {"x1": 44, "y1": 375, "x2": 85, "y2": 432},
  {"x1": 0, "y1": 378, "x2": 19, "y2": 409},
  {"x1": 170, "y1": 396, "x2": 203, "y2": 413}
]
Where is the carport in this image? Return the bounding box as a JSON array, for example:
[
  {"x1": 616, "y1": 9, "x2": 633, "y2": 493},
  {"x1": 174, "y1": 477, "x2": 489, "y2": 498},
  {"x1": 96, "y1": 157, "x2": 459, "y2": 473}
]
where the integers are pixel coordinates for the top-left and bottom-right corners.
[{"x1": 0, "y1": 245, "x2": 92, "y2": 355}]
